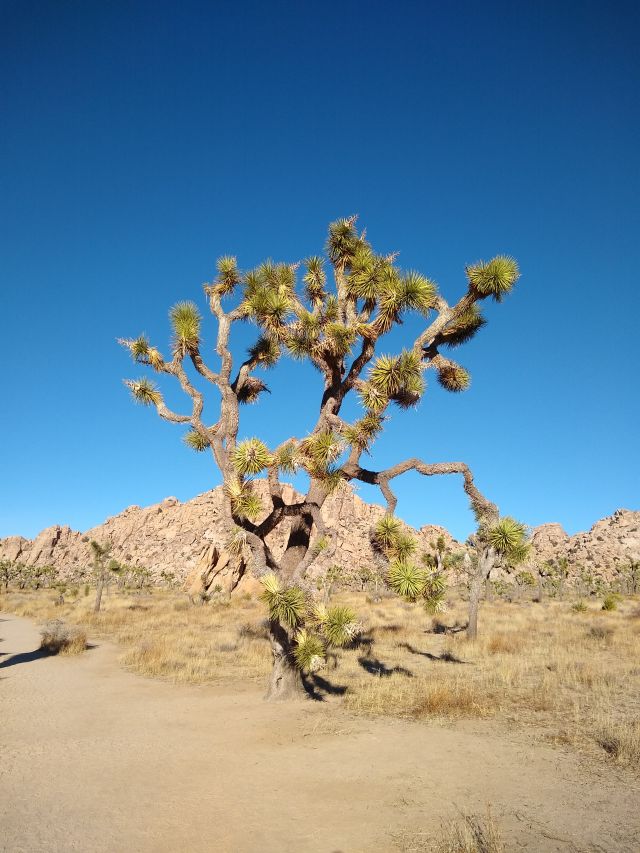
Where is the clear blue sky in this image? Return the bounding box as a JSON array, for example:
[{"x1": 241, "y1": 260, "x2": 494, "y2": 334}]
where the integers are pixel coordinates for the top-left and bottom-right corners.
[{"x1": 1, "y1": 0, "x2": 638, "y2": 542}]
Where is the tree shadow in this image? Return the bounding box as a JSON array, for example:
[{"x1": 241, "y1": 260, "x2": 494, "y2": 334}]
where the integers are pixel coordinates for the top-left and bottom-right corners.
[
  {"x1": 427, "y1": 620, "x2": 468, "y2": 635},
  {"x1": 397, "y1": 642, "x2": 468, "y2": 664},
  {"x1": 0, "y1": 648, "x2": 50, "y2": 669},
  {"x1": 0, "y1": 643, "x2": 97, "y2": 670},
  {"x1": 302, "y1": 672, "x2": 348, "y2": 700},
  {"x1": 357, "y1": 655, "x2": 413, "y2": 678}
]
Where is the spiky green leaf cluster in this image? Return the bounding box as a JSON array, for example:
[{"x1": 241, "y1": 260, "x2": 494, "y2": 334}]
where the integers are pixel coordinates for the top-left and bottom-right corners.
[
  {"x1": 440, "y1": 305, "x2": 486, "y2": 348},
  {"x1": 120, "y1": 337, "x2": 164, "y2": 369},
  {"x1": 302, "y1": 256, "x2": 326, "y2": 304},
  {"x1": 126, "y1": 378, "x2": 162, "y2": 407},
  {"x1": 215, "y1": 255, "x2": 240, "y2": 295},
  {"x1": 183, "y1": 429, "x2": 209, "y2": 452},
  {"x1": 422, "y1": 571, "x2": 447, "y2": 614},
  {"x1": 232, "y1": 438, "x2": 273, "y2": 476},
  {"x1": 169, "y1": 301, "x2": 201, "y2": 357},
  {"x1": 486, "y1": 517, "x2": 529, "y2": 565},
  {"x1": 368, "y1": 350, "x2": 424, "y2": 408},
  {"x1": 260, "y1": 574, "x2": 306, "y2": 628},
  {"x1": 388, "y1": 561, "x2": 428, "y2": 601},
  {"x1": 317, "y1": 605, "x2": 360, "y2": 647},
  {"x1": 437, "y1": 364, "x2": 470, "y2": 393},
  {"x1": 342, "y1": 413, "x2": 385, "y2": 451},
  {"x1": 275, "y1": 442, "x2": 302, "y2": 474},
  {"x1": 466, "y1": 256, "x2": 520, "y2": 301},
  {"x1": 373, "y1": 515, "x2": 404, "y2": 552},
  {"x1": 247, "y1": 335, "x2": 281, "y2": 368},
  {"x1": 399, "y1": 272, "x2": 437, "y2": 314},
  {"x1": 224, "y1": 479, "x2": 263, "y2": 521},
  {"x1": 242, "y1": 262, "x2": 296, "y2": 335},
  {"x1": 327, "y1": 217, "x2": 360, "y2": 265},
  {"x1": 293, "y1": 629, "x2": 326, "y2": 672},
  {"x1": 300, "y1": 430, "x2": 344, "y2": 471}
]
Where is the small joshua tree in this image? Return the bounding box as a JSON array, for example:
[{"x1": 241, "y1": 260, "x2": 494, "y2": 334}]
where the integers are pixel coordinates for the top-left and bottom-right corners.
[
  {"x1": 464, "y1": 517, "x2": 530, "y2": 639},
  {"x1": 90, "y1": 540, "x2": 112, "y2": 613},
  {"x1": 119, "y1": 217, "x2": 522, "y2": 698}
]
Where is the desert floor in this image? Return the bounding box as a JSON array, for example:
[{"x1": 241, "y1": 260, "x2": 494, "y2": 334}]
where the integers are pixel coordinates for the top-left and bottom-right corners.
[{"x1": 1, "y1": 610, "x2": 639, "y2": 853}]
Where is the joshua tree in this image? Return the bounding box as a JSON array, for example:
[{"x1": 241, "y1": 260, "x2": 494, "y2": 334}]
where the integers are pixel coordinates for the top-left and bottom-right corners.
[
  {"x1": 120, "y1": 217, "x2": 522, "y2": 698},
  {"x1": 463, "y1": 517, "x2": 530, "y2": 639},
  {"x1": 90, "y1": 540, "x2": 112, "y2": 613}
]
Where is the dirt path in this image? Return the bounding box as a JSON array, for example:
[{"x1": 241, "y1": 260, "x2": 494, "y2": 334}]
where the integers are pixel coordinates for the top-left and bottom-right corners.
[{"x1": 1, "y1": 613, "x2": 639, "y2": 853}]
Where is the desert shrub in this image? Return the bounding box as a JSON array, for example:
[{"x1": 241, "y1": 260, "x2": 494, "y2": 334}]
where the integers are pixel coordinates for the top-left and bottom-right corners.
[
  {"x1": 587, "y1": 624, "x2": 614, "y2": 641},
  {"x1": 40, "y1": 619, "x2": 87, "y2": 655},
  {"x1": 571, "y1": 600, "x2": 588, "y2": 613},
  {"x1": 601, "y1": 593, "x2": 618, "y2": 611}
]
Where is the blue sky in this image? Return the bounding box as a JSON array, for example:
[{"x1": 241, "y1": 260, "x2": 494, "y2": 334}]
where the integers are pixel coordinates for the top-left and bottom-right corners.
[{"x1": 1, "y1": 0, "x2": 638, "y2": 542}]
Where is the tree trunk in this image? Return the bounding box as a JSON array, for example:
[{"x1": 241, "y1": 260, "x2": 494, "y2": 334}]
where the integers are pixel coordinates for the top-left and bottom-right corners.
[
  {"x1": 467, "y1": 547, "x2": 495, "y2": 641},
  {"x1": 94, "y1": 575, "x2": 105, "y2": 613},
  {"x1": 265, "y1": 620, "x2": 305, "y2": 701},
  {"x1": 467, "y1": 573, "x2": 482, "y2": 641}
]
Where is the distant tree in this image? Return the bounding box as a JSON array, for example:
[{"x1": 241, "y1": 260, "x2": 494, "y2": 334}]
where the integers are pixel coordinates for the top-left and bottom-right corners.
[
  {"x1": 464, "y1": 518, "x2": 530, "y2": 639},
  {"x1": 120, "y1": 218, "x2": 522, "y2": 699},
  {"x1": 90, "y1": 540, "x2": 112, "y2": 613}
]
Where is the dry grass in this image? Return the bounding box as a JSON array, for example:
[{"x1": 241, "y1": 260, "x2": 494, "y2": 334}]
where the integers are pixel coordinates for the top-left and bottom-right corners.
[
  {"x1": 394, "y1": 807, "x2": 504, "y2": 852},
  {"x1": 3, "y1": 587, "x2": 639, "y2": 767}
]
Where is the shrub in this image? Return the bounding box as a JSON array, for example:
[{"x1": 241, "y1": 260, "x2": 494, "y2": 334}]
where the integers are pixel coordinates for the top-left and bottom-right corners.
[
  {"x1": 602, "y1": 594, "x2": 618, "y2": 611},
  {"x1": 571, "y1": 600, "x2": 588, "y2": 613},
  {"x1": 40, "y1": 620, "x2": 87, "y2": 655}
]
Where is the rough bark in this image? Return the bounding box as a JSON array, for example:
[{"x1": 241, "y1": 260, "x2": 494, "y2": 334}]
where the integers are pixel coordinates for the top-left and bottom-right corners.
[
  {"x1": 265, "y1": 620, "x2": 305, "y2": 701},
  {"x1": 466, "y1": 547, "x2": 495, "y2": 640}
]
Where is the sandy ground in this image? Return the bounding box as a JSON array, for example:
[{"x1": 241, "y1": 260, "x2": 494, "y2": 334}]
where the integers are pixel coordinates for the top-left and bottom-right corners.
[{"x1": 1, "y1": 613, "x2": 639, "y2": 853}]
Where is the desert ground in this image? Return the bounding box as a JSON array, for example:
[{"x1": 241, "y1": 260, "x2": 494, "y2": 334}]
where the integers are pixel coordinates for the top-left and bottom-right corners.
[{"x1": 1, "y1": 590, "x2": 639, "y2": 852}]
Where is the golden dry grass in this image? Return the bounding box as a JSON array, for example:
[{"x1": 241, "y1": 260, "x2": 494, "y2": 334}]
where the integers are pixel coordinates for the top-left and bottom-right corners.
[
  {"x1": 3, "y1": 587, "x2": 639, "y2": 767},
  {"x1": 394, "y1": 807, "x2": 504, "y2": 852}
]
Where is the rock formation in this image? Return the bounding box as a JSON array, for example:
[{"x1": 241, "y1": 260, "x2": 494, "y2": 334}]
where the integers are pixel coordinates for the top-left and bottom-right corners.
[{"x1": 1, "y1": 484, "x2": 637, "y2": 589}]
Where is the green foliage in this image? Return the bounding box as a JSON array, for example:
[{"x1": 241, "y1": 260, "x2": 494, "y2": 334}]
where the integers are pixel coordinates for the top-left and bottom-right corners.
[
  {"x1": 440, "y1": 305, "x2": 486, "y2": 347},
  {"x1": 373, "y1": 515, "x2": 404, "y2": 552},
  {"x1": 169, "y1": 301, "x2": 201, "y2": 356},
  {"x1": 275, "y1": 442, "x2": 301, "y2": 474},
  {"x1": 247, "y1": 335, "x2": 281, "y2": 368},
  {"x1": 423, "y1": 571, "x2": 447, "y2": 614},
  {"x1": 316, "y1": 605, "x2": 359, "y2": 647},
  {"x1": 602, "y1": 593, "x2": 619, "y2": 612},
  {"x1": 486, "y1": 517, "x2": 527, "y2": 558},
  {"x1": 183, "y1": 429, "x2": 209, "y2": 452},
  {"x1": 224, "y1": 480, "x2": 263, "y2": 521},
  {"x1": 259, "y1": 574, "x2": 306, "y2": 627},
  {"x1": 327, "y1": 217, "x2": 359, "y2": 265},
  {"x1": 387, "y1": 561, "x2": 428, "y2": 601},
  {"x1": 572, "y1": 600, "x2": 589, "y2": 613},
  {"x1": 293, "y1": 629, "x2": 326, "y2": 673},
  {"x1": 300, "y1": 430, "x2": 343, "y2": 471},
  {"x1": 127, "y1": 378, "x2": 162, "y2": 406},
  {"x1": 215, "y1": 255, "x2": 240, "y2": 295},
  {"x1": 232, "y1": 437, "x2": 273, "y2": 476},
  {"x1": 466, "y1": 255, "x2": 520, "y2": 301},
  {"x1": 399, "y1": 271, "x2": 437, "y2": 314},
  {"x1": 342, "y1": 413, "x2": 385, "y2": 452},
  {"x1": 302, "y1": 256, "x2": 326, "y2": 303}
]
